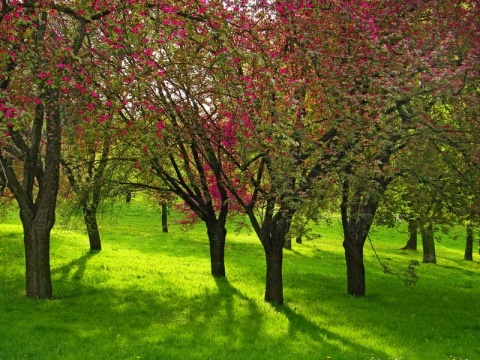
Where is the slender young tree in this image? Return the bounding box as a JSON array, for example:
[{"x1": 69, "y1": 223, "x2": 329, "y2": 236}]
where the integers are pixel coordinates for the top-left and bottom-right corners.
[{"x1": 464, "y1": 223, "x2": 474, "y2": 261}]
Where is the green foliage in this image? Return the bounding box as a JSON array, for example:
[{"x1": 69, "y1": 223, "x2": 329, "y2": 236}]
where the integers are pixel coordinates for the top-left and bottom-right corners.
[{"x1": 0, "y1": 200, "x2": 479, "y2": 360}]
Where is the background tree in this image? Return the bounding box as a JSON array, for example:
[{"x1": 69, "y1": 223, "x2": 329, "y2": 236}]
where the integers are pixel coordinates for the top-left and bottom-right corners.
[{"x1": 284, "y1": 0, "x2": 479, "y2": 295}]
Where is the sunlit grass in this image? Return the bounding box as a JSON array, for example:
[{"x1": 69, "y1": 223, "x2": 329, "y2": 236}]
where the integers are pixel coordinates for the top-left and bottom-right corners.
[{"x1": 1, "y1": 198, "x2": 479, "y2": 360}]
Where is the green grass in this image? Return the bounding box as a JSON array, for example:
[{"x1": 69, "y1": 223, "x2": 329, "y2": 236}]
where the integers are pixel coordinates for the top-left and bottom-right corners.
[{"x1": 1, "y1": 199, "x2": 479, "y2": 360}]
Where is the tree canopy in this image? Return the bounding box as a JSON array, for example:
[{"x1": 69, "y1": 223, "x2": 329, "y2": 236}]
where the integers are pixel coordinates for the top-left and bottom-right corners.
[{"x1": 1, "y1": 0, "x2": 478, "y2": 302}]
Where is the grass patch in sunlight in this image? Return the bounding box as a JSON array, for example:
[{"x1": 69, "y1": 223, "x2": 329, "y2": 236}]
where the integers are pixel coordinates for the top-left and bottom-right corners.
[{"x1": 1, "y1": 198, "x2": 479, "y2": 360}]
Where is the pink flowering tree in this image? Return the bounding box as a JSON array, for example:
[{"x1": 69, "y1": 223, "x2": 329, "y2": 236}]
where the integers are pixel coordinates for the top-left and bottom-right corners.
[
  {"x1": 198, "y1": 0, "x2": 480, "y2": 301},
  {"x1": 276, "y1": 0, "x2": 480, "y2": 296},
  {"x1": 0, "y1": 1, "x2": 110, "y2": 298}
]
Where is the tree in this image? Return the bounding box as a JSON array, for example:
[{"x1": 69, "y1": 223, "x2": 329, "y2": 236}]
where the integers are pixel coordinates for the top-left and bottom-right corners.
[
  {"x1": 194, "y1": 0, "x2": 480, "y2": 299},
  {"x1": 96, "y1": 2, "x2": 239, "y2": 278},
  {"x1": 0, "y1": 1, "x2": 110, "y2": 298},
  {"x1": 288, "y1": 0, "x2": 479, "y2": 295}
]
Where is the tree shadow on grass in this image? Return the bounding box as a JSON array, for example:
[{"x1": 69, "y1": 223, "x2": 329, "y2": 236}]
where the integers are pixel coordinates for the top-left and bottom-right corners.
[
  {"x1": 51, "y1": 251, "x2": 99, "y2": 296},
  {"x1": 273, "y1": 304, "x2": 391, "y2": 359},
  {"x1": 1, "y1": 269, "x2": 396, "y2": 360}
]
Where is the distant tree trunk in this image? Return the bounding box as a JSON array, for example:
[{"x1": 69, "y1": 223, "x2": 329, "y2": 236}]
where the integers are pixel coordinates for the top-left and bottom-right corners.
[
  {"x1": 421, "y1": 224, "x2": 436, "y2": 263},
  {"x1": 296, "y1": 235, "x2": 302, "y2": 244},
  {"x1": 464, "y1": 224, "x2": 473, "y2": 261},
  {"x1": 401, "y1": 218, "x2": 418, "y2": 250},
  {"x1": 126, "y1": 192, "x2": 132, "y2": 203},
  {"x1": 206, "y1": 219, "x2": 227, "y2": 277},
  {"x1": 83, "y1": 206, "x2": 101, "y2": 251},
  {"x1": 161, "y1": 202, "x2": 168, "y2": 233}
]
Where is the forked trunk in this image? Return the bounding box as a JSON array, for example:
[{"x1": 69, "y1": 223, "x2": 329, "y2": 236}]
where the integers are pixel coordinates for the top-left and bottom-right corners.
[
  {"x1": 83, "y1": 207, "x2": 101, "y2": 251},
  {"x1": 464, "y1": 224, "x2": 473, "y2": 261},
  {"x1": 264, "y1": 249, "x2": 283, "y2": 304},
  {"x1": 262, "y1": 212, "x2": 292, "y2": 305},
  {"x1": 206, "y1": 221, "x2": 227, "y2": 277},
  {"x1": 421, "y1": 224, "x2": 436, "y2": 263},
  {"x1": 340, "y1": 181, "x2": 382, "y2": 297}
]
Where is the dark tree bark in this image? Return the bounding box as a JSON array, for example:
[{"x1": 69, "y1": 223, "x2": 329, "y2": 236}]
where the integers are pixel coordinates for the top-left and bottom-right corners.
[
  {"x1": 246, "y1": 199, "x2": 293, "y2": 305},
  {"x1": 343, "y1": 238, "x2": 365, "y2": 296},
  {"x1": 161, "y1": 202, "x2": 168, "y2": 233},
  {"x1": 421, "y1": 224, "x2": 436, "y2": 263},
  {"x1": 264, "y1": 247, "x2": 283, "y2": 304},
  {"x1": 401, "y1": 218, "x2": 418, "y2": 250},
  {"x1": 21, "y1": 203, "x2": 55, "y2": 299},
  {"x1": 206, "y1": 219, "x2": 227, "y2": 277},
  {"x1": 83, "y1": 207, "x2": 101, "y2": 251},
  {"x1": 464, "y1": 223, "x2": 473, "y2": 261},
  {"x1": 296, "y1": 235, "x2": 302, "y2": 244}
]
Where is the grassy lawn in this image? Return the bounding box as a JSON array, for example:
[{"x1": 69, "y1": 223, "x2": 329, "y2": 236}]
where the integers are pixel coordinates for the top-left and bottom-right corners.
[{"x1": 1, "y1": 198, "x2": 479, "y2": 360}]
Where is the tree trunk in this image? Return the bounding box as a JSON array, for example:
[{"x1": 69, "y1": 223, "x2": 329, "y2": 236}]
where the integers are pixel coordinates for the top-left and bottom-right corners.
[
  {"x1": 264, "y1": 248, "x2": 283, "y2": 304},
  {"x1": 83, "y1": 206, "x2": 101, "y2": 251},
  {"x1": 283, "y1": 235, "x2": 292, "y2": 250},
  {"x1": 247, "y1": 203, "x2": 292, "y2": 305},
  {"x1": 340, "y1": 178, "x2": 385, "y2": 297},
  {"x1": 21, "y1": 84, "x2": 61, "y2": 299},
  {"x1": 343, "y1": 239, "x2": 365, "y2": 296},
  {"x1": 421, "y1": 224, "x2": 436, "y2": 263},
  {"x1": 22, "y1": 210, "x2": 54, "y2": 299},
  {"x1": 261, "y1": 210, "x2": 292, "y2": 305},
  {"x1": 401, "y1": 218, "x2": 418, "y2": 250},
  {"x1": 296, "y1": 235, "x2": 302, "y2": 244},
  {"x1": 464, "y1": 224, "x2": 473, "y2": 261},
  {"x1": 161, "y1": 202, "x2": 168, "y2": 233},
  {"x1": 206, "y1": 221, "x2": 227, "y2": 277}
]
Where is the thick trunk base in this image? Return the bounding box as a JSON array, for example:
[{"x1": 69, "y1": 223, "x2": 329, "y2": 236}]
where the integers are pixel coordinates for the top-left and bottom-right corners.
[
  {"x1": 23, "y1": 220, "x2": 53, "y2": 299},
  {"x1": 344, "y1": 241, "x2": 365, "y2": 297},
  {"x1": 208, "y1": 224, "x2": 227, "y2": 278},
  {"x1": 265, "y1": 250, "x2": 283, "y2": 305}
]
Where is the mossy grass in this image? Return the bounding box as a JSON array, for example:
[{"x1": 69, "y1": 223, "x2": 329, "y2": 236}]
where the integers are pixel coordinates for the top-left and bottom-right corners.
[{"x1": 1, "y1": 198, "x2": 479, "y2": 360}]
